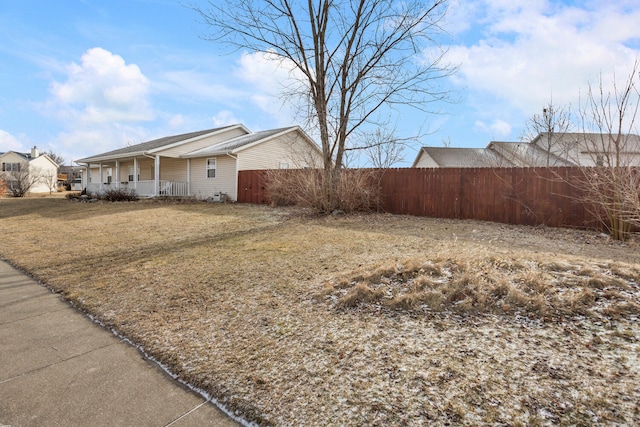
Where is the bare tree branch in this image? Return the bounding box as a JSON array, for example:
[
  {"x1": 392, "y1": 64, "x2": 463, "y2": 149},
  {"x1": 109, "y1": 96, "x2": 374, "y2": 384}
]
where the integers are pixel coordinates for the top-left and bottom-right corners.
[
  {"x1": 578, "y1": 60, "x2": 640, "y2": 240},
  {"x1": 191, "y1": 0, "x2": 455, "y2": 211}
]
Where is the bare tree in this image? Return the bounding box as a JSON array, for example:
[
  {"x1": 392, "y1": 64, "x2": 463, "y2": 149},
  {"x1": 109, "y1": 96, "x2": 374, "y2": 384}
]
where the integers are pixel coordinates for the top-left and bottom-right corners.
[
  {"x1": 44, "y1": 150, "x2": 65, "y2": 166},
  {"x1": 1, "y1": 166, "x2": 45, "y2": 197},
  {"x1": 578, "y1": 60, "x2": 640, "y2": 240},
  {"x1": 193, "y1": 0, "x2": 454, "y2": 212},
  {"x1": 42, "y1": 169, "x2": 58, "y2": 194},
  {"x1": 364, "y1": 128, "x2": 406, "y2": 169},
  {"x1": 522, "y1": 99, "x2": 574, "y2": 166}
]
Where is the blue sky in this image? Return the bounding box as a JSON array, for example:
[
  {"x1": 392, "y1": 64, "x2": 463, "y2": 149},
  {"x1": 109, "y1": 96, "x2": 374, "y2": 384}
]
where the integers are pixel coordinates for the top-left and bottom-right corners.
[{"x1": 1, "y1": 0, "x2": 639, "y2": 166}]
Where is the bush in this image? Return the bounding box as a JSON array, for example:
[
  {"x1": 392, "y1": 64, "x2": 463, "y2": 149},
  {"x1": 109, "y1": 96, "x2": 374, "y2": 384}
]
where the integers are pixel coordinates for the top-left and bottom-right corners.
[
  {"x1": 0, "y1": 179, "x2": 7, "y2": 196},
  {"x1": 100, "y1": 187, "x2": 139, "y2": 202},
  {"x1": 266, "y1": 168, "x2": 383, "y2": 213}
]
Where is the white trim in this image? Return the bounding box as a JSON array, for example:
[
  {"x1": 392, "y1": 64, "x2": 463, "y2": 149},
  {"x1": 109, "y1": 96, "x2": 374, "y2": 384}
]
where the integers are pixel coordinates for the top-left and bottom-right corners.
[
  {"x1": 154, "y1": 155, "x2": 160, "y2": 196},
  {"x1": 99, "y1": 163, "x2": 104, "y2": 193},
  {"x1": 187, "y1": 158, "x2": 191, "y2": 195},
  {"x1": 206, "y1": 158, "x2": 217, "y2": 179},
  {"x1": 133, "y1": 157, "x2": 138, "y2": 191},
  {"x1": 115, "y1": 160, "x2": 120, "y2": 189}
]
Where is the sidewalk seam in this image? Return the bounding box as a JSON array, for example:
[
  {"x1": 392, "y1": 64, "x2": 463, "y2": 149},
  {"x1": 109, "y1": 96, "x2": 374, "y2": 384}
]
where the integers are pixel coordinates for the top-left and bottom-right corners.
[
  {"x1": 0, "y1": 306, "x2": 70, "y2": 326},
  {"x1": 0, "y1": 340, "x2": 120, "y2": 385},
  {"x1": 164, "y1": 400, "x2": 211, "y2": 427}
]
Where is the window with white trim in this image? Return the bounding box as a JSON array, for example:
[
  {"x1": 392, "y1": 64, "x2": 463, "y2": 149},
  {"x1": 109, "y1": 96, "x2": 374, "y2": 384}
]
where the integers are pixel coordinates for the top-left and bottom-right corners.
[{"x1": 206, "y1": 158, "x2": 217, "y2": 178}]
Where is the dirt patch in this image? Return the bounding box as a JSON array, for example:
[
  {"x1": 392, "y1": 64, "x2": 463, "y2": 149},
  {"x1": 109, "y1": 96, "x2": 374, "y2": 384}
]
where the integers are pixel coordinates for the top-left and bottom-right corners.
[{"x1": 1, "y1": 197, "x2": 639, "y2": 426}]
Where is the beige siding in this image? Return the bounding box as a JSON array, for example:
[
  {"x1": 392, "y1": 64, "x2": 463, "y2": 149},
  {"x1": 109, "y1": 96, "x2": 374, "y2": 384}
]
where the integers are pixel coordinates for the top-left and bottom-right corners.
[
  {"x1": 156, "y1": 127, "x2": 248, "y2": 158},
  {"x1": 237, "y1": 131, "x2": 322, "y2": 171},
  {"x1": 159, "y1": 158, "x2": 189, "y2": 182},
  {"x1": 0, "y1": 153, "x2": 57, "y2": 194},
  {"x1": 0, "y1": 152, "x2": 26, "y2": 165},
  {"x1": 189, "y1": 156, "x2": 237, "y2": 200}
]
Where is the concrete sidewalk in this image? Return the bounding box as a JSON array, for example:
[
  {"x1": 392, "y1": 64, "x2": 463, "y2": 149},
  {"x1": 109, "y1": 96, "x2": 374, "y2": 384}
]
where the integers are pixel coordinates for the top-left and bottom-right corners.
[{"x1": 0, "y1": 260, "x2": 240, "y2": 427}]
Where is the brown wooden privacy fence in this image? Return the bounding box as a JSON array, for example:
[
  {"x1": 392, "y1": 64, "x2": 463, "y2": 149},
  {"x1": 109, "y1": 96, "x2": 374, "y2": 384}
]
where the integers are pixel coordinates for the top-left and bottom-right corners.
[{"x1": 237, "y1": 167, "x2": 601, "y2": 229}]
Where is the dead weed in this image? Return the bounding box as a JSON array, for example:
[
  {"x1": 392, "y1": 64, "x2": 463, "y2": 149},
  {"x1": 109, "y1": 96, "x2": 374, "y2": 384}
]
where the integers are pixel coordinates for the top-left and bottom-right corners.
[{"x1": 326, "y1": 258, "x2": 640, "y2": 321}]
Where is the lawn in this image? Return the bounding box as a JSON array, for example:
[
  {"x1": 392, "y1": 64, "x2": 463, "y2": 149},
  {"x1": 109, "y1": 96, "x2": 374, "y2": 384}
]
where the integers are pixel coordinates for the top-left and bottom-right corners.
[{"x1": 1, "y1": 196, "x2": 639, "y2": 426}]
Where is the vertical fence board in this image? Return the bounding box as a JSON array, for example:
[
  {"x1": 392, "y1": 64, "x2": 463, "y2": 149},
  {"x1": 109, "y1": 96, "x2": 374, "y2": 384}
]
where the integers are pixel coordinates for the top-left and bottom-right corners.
[{"x1": 238, "y1": 167, "x2": 612, "y2": 230}]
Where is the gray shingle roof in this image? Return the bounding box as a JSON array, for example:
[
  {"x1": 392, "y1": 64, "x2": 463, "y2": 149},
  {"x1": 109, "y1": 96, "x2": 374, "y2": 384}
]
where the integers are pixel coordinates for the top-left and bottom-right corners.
[
  {"x1": 418, "y1": 147, "x2": 508, "y2": 167},
  {"x1": 181, "y1": 127, "x2": 296, "y2": 157},
  {"x1": 76, "y1": 126, "x2": 235, "y2": 162},
  {"x1": 532, "y1": 132, "x2": 640, "y2": 153},
  {"x1": 489, "y1": 141, "x2": 575, "y2": 167}
]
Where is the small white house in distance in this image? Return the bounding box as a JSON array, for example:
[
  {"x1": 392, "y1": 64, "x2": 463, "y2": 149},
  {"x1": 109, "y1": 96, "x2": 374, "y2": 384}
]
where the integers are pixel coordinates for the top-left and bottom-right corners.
[
  {"x1": 74, "y1": 124, "x2": 323, "y2": 201},
  {"x1": 0, "y1": 147, "x2": 58, "y2": 194}
]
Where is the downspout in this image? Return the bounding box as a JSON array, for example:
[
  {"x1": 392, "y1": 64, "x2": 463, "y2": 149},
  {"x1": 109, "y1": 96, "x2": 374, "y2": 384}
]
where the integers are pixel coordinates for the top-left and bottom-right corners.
[{"x1": 226, "y1": 152, "x2": 238, "y2": 202}]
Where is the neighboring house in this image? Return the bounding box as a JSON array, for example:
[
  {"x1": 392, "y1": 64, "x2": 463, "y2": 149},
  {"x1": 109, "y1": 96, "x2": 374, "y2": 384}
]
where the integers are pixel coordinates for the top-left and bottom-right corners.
[
  {"x1": 413, "y1": 132, "x2": 640, "y2": 168},
  {"x1": 58, "y1": 166, "x2": 84, "y2": 190},
  {"x1": 74, "y1": 124, "x2": 323, "y2": 201},
  {"x1": 0, "y1": 147, "x2": 58, "y2": 195},
  {"x1": 412, "y1": 147, "x2": 508, "y2": 168},
  {"x1": 486, "y1": 141, "x2": 574, "y2": 167},
  {"x1": 528, "y1": 132, "x2": 640, "y2": 167}
]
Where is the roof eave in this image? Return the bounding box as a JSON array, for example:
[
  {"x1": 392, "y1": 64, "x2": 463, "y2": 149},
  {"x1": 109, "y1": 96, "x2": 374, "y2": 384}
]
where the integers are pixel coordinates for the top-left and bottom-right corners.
[
  {"x1": 75, "y1": 151, "x2": 148, "y2": 164},
  {"x1": 180, "y1": 150, "x2": 230, "y2": 159}
]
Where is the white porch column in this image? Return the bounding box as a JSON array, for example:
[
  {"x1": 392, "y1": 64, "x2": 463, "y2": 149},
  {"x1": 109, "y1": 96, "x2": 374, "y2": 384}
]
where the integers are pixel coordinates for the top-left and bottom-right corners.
[
  {"x1": 99, "y1": 162, "x2": 104, "y2": 192},
  {"x1": 84, "y1": 165, "x2": 90, "y2": 190},
  {"x1": 115, "y1": 160, "x2": 120, "y2": 189},
  {"x1": 133, "y1": 157, "x2": 138, "y2": 192},
  {"x1": 154, "y1": 155, "x2": 160, "y2": 196},
  {"x1": 187, "y1": 158, "x2": 191, "y2": 196}
]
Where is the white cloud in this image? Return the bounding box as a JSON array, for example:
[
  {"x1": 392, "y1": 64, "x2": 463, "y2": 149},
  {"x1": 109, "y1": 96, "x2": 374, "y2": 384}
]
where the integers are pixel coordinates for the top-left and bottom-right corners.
[
  {"x1": 56, "y1": 124, "x2": 151, "y2": 162},
  {"x1": 235, "y1": 51, "x2": 309, "y2": 126},
  {"x1": 39, "y1": 48, "x2": 160, "y2": 162},
  {"x1": 50, "y1": 47, "x2": 153, "y2": 123},
  {"x1": 211, "y1": 110, "x2": 239, "y2": 127},
  {"x1": 448, "y1": 1, "x2": 640, "y2": 117},
  {"x1": 474, "y1": 119, "x2": 512, "y2": 137},
  {"x1": 0, "y1": 129, "x2": 26, "y2": 152},
  {"x1": 168, "y1": 114, "x2": 185, "y2": 128}
]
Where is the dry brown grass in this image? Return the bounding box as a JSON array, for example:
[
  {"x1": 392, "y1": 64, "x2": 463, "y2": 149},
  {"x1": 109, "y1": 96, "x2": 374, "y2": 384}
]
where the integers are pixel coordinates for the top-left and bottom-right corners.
[
  {"x1": 1, "y1": 197, "x2": 639, "y2": 426},
  {"x1": 325, "y1": 256, "x2": 640, "y2": 321}
]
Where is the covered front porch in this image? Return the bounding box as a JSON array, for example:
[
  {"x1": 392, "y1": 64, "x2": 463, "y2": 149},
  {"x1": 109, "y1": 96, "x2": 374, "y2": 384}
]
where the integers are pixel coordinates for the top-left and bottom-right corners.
[{"x1": 82, "y1": 155, "x2": 191, "y2": 198}]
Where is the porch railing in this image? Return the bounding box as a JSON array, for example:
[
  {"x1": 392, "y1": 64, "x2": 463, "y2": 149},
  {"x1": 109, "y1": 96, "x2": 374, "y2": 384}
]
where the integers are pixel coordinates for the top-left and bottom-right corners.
[
  {"x1": 86, "y1": 180, "x2": 189, "y2": 197},
  {"x1": 158, "y1": 180, "x2": 189, "y2": 197}
]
